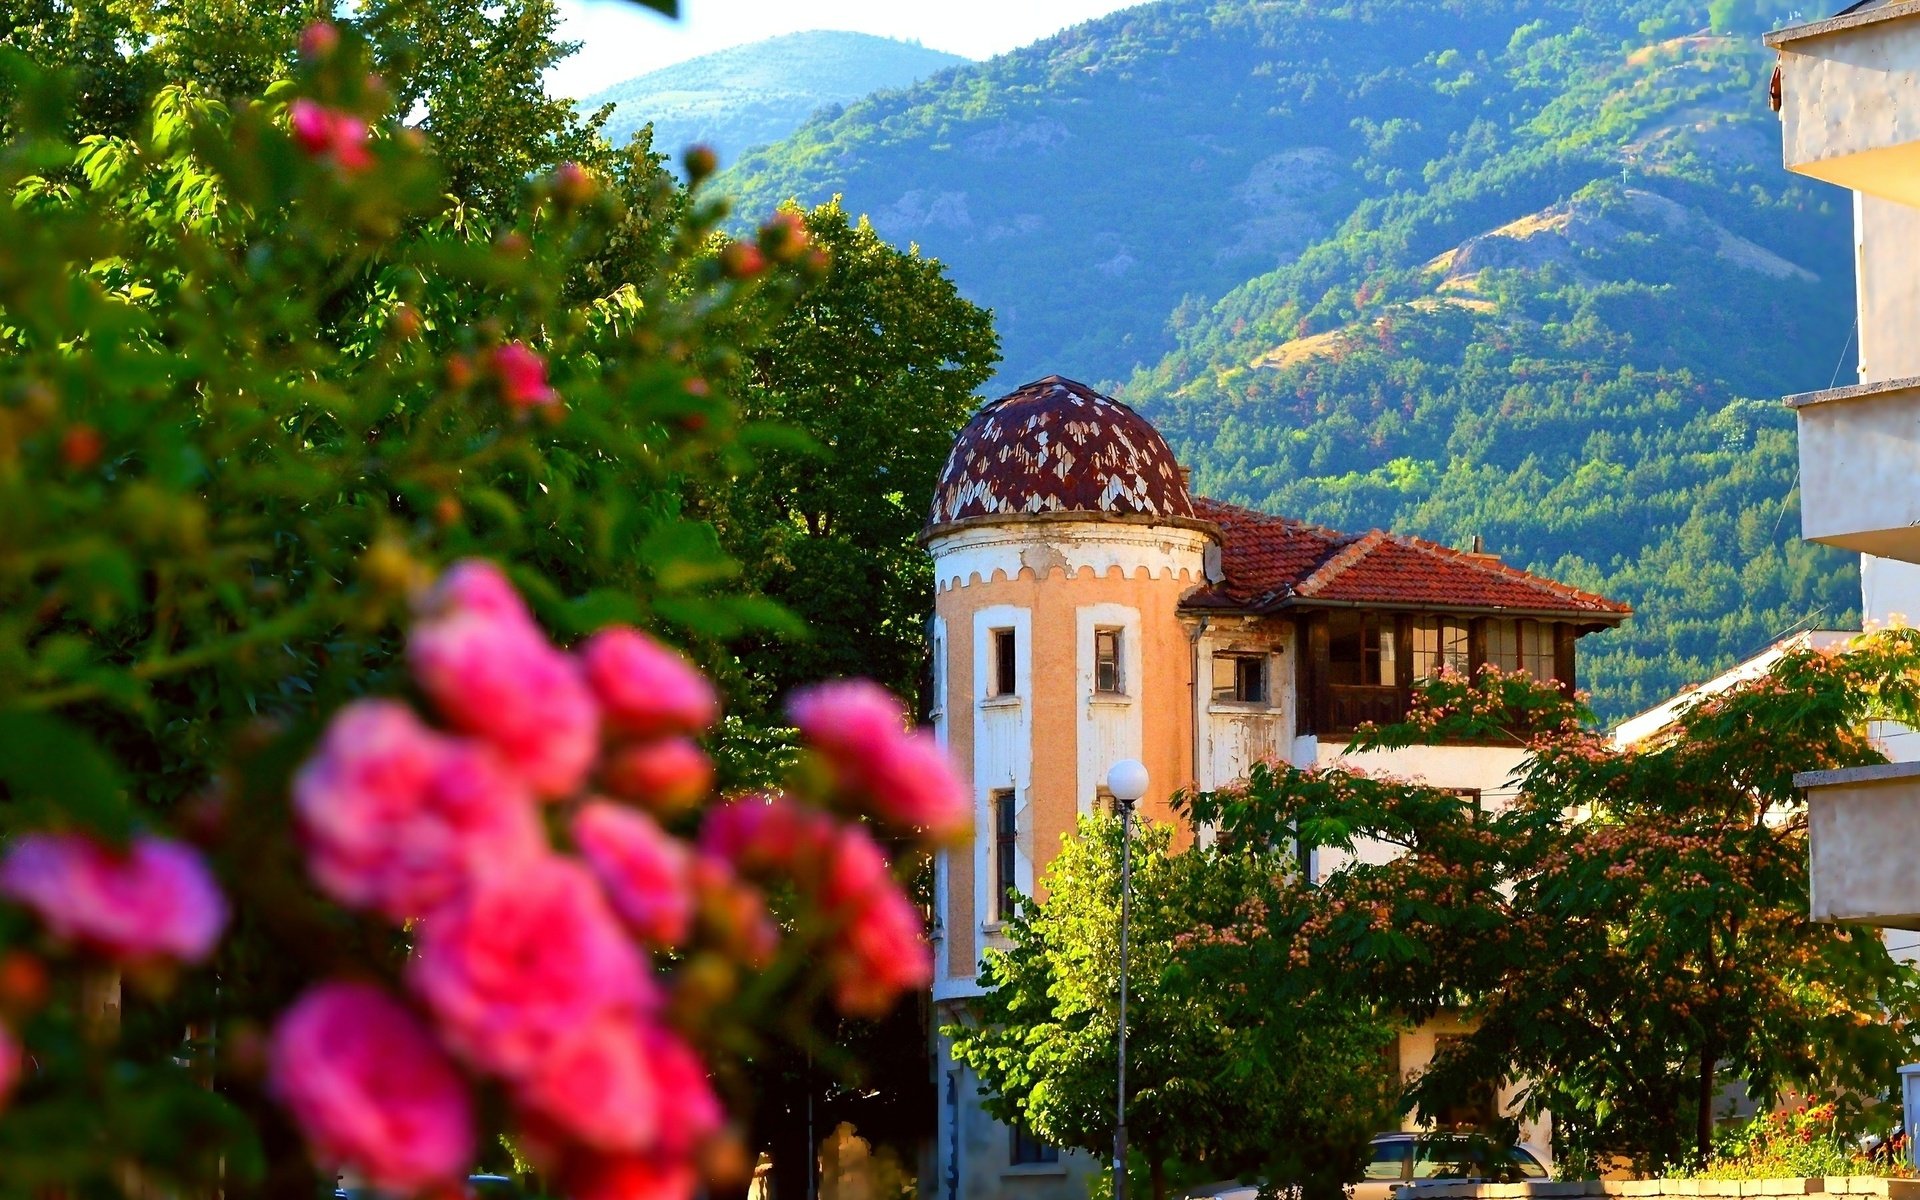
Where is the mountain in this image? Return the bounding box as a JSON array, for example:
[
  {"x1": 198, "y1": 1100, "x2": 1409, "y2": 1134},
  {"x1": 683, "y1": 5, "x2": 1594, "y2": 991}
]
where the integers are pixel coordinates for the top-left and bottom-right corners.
[
  {"x1": 721, "y1": 0, "x2": 1858, "y2": 720},
  {"x1": 580, "y1": 31, "x2": 968, "y2": 166}
]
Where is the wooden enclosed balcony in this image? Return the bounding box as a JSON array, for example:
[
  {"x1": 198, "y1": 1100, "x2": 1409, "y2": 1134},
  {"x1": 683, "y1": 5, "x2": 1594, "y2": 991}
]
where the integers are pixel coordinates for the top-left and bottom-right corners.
[
  {"x1": 1769, "y1": 4, "x2": 1920, "y2": 207},
  {"x1": 1790, "y1": 376, "x2": 1920, "y2": 563}
]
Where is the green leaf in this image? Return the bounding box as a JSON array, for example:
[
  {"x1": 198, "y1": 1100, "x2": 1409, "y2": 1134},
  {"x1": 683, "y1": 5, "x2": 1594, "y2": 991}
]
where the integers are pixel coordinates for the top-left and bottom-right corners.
[{"x1": 0, "y1": 711, "x2": 133, "y2": 839}]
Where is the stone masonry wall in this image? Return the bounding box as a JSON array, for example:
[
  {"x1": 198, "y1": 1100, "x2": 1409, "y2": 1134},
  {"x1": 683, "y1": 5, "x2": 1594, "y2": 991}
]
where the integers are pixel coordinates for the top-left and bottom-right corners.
[{"x1": 1407, "y1": 1179, "x2": 1917, "y2": 1200}]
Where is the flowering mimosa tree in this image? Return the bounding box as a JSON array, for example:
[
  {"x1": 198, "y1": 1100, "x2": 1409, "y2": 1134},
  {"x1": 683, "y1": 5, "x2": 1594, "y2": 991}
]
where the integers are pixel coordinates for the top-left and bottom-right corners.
[{"x1": 0, "y1": 17, "x2": 965, "y2": 1199}]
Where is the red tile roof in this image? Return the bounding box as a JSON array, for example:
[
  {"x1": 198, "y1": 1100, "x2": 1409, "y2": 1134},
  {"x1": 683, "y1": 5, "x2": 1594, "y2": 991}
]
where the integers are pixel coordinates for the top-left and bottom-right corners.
[{"x1": 1188, "y1": 498, "x2": 1630, "y2": 621}]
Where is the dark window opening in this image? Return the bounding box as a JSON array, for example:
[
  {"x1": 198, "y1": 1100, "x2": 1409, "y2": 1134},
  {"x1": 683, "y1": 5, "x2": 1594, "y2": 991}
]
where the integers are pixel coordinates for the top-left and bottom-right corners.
[
  {"x1": 993, "y1": 790, "x2": 1018, "y2": 921},
  {"x1": 1010, "y1": 1125, "x2": 1059, "y2": 1166},
  {"x1": 1094, "y1": 628, "x2": 1123, "y2": 694},
  {"x1": 1212, "y1": 653, "x2": 1267, "y2": 704},
  {"x1": 991, "y1": 628, "x2": 1017, "y2": 697}
]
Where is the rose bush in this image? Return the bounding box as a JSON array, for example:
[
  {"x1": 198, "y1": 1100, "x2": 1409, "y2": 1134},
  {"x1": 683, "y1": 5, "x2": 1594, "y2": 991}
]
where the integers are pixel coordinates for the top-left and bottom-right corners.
[{"x1": 0, "y1": 12, "x2": 967, "y2": 1197}]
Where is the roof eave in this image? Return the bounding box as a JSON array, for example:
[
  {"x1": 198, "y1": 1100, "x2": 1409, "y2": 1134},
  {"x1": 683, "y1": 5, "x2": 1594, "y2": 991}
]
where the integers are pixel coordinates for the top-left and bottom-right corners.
[{"x1": 1178, "y1": 595, "x2": 1632, "y2": 626}]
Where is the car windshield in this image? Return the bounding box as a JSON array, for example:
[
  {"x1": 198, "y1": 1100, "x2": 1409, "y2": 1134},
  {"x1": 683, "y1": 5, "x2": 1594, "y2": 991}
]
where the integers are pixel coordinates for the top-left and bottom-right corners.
[
  {"x1": 1364, "y1": 1141, "x2": 1411, "y2": 1181},
  {"x1": 1411, "y1": 1139, "x2": 1548, "y2": 1181}
]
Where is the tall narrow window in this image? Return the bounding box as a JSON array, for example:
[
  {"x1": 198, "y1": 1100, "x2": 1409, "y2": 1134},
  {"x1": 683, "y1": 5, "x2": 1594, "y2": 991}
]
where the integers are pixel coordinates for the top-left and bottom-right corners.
[
  {"x1": 1517, "y1": 620, "x2": 1555, "y2": 684},
  {"x1": 1212, "y1": 653, "x2": 1268, "y2": 704},
  {"x1": 1411, "y1": 617, "x2": 1470, "y2": 679},
  {"x1": 991, "y1": 628, "x2": 1018, "y2": 698},
  {"x1": 993, "y1": 790, "x2": 1018, "y2": 921},
  {"x1": 1094, "y1": 628, "x2": 1123, "y2": 694}
]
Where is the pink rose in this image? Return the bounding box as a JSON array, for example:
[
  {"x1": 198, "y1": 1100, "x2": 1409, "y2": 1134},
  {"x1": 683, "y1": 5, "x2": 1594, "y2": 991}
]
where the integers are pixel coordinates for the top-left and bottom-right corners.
[
  {"x1": 563, "y1": 1152, "x2": 698, "y2": 1200},
  {"x1": 820, "y1": 822, "x2": 892, "y2": 913},
  {"x1": 493, "y1": 342, "x2": 558, "y2": 411},
  {"x1": 410, "y1": 607, "x2": 600, "y2": 799},
  {"x1": 699, "y1": 793, "x2": 833, "y2": 877},
  {"x1": 579, "y1": 628, "x2": 718, "y2": 738},
  {"x1": 0, "y1": 832, "x2": 226, "y2": 964},
  {"x1": 601, "y1": 738, "x2": 713, "y2": 816},
  {"x1": 408, "y1": 856, "x2": 652, "y2": 1078},
  {"x1": 689, "y1": 855, "x2": 778, "y2": 968},
  {"x1": 640, "y1": 1024, "x2": 723, "y2": 1155},
  {"x1": 786, "y1": 680, "x2": 966, "y2": 835},
  {"x1": 516, "y1": 1013, "x2": 659, "y2": 1151},
  {"x1": 269, "y1": 982, "x2": 474, "y2": 1195},
  {"x1": 574, "y1": 803, "x2": 692, "y2": 946},
  {"x1": 294, "y1": 700, "x2": 542, "y2": 921},
  {"x1": 831, "y1": 882, "x2": 931, "y2": 1017}
]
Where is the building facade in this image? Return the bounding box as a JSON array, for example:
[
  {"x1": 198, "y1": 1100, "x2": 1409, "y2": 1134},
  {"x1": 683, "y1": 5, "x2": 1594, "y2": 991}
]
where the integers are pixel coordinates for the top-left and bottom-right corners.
[
  {"x1": 922, "y1": 376, "x2": 1630, "y2": 1200},
  {"x1": 1767, "y1": 1, "x2": 1920, "y2": 930}
]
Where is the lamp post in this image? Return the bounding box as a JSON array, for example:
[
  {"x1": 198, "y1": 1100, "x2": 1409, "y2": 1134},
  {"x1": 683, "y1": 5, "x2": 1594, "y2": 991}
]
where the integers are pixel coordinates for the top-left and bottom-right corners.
[{"x1": 1106, "y1": 758, "x2": 1149, "y2": 1200}]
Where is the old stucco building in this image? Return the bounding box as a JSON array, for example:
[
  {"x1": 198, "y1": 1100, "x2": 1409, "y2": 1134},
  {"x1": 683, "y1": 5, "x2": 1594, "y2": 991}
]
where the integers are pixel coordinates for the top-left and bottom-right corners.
[
  {"x1": 1767, "y1": 2, "x2": 1920, "y2": 931},
  {"x1": 921, "y1": 376, "x2": 1630, "y2": 1200}
]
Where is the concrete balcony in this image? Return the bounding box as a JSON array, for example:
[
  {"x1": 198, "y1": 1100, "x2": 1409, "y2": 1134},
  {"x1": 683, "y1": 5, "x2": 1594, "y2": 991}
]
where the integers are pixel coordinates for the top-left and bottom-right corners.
[
  {"x1": 1790, "y1": 375, "x2": 1920, "y2": 561},
  {"x1": 1769, "y1": 3, "x2": 1920, "y2": 206},
  {"x1": 1797, "y1": 761, "x2": 1920, "y2": 930}
]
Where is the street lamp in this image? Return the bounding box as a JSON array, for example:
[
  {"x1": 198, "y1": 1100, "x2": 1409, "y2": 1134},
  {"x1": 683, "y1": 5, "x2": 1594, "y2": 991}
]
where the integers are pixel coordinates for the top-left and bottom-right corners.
[{"x1": 1106, "y1": 758, "x2": 1149, "y2": 1200}]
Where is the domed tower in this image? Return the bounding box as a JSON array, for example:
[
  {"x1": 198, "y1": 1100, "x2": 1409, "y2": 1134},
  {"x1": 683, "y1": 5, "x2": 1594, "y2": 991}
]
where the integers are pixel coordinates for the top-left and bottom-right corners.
[{"x1": 924, "y1": 372, "x2": 1215, "y2": 1055}]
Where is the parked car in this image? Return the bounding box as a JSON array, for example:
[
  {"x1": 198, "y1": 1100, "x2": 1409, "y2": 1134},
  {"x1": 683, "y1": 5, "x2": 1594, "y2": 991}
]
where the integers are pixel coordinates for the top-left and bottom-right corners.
[{"x1": 1183, "y1": 1132, "x2": 1552, "y2": 1200}]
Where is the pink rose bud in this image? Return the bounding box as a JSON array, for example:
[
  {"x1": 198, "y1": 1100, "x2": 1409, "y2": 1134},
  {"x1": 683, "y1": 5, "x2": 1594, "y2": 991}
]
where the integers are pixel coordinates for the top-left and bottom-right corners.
[
  {"x1": 600, "y1": 738, "x2": 713, "y2": 817},
  {"x1": 690, "y1": 856, "x2": 778, "y2": 968},
  {"x1": 492, "y1": 341, "x2": 559, "y2": 411},
  {"x1": 0, "y1": 832, "x2": 227, "y2": 965},
  {"x1": 288, "y1": 99, "x2": 372, "y2": 172},
  {"x1": 417, "y1": 558, "x2": 534, "y2": 626},
  {"x1": 410, "y1": 604, "x2": 600, "y2": 799},
  {"x1": 408, "y1": 856, "x2": 653, "y2": 1078},
  {"x1": 787, "y1": 680, "x2": 967, "y2": 835},
  {"x1": 579, "y1": 628, "x2": 719, "y2": 738},
  {"x1": 269, "y1": 982, "x2": 475, "y2": 1195},
  {"x1": 299, "y1": 20, "x2": 340, "y2": 60},
  {"x1": 574, "y1": 803, "x2": 693, "y2": 946},
  {"x1": 294, "y1": 700, "x2": 544, "y2": 922}
]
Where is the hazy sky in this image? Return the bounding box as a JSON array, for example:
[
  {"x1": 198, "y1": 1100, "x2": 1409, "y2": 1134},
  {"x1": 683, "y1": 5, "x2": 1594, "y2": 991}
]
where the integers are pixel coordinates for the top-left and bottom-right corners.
[{"x1": 548, "y1": 0, "x2": 1142, "y2": 98}]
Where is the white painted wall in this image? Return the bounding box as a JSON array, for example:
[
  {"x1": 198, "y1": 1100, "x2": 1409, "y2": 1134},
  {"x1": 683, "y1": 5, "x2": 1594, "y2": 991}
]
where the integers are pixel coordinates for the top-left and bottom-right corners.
[
  {"x1": 930, "y1": 521, "x2": 1210, "y2": 591},
  {"x1": 1306, "y1": 740, "x2": 1529, "y2": 880},
  {"x1": 1075, "y1": 603, "x2": 1143, "y2": 818},
  {"x1": 1194, "y1": 623, "x2": 1295, "y2": 790},
  {"x1": 971, "y1": 605, "x2": 1033, "y2": 965}
]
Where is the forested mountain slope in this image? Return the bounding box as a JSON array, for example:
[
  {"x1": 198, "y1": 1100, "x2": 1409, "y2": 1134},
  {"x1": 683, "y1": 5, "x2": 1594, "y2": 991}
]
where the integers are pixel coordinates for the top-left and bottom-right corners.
[
  {"x1": 583, "y1": 31, "x2": 966, "y2": 167},
  {"x1": 725, "y1": 0, "x2": 1858, "y2": 718}
]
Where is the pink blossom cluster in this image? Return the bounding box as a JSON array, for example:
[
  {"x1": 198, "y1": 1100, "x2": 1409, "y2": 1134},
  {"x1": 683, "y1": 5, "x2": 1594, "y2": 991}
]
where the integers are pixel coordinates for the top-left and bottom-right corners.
[
  {"x1": 274, "y1": 559, "x2": 954, "y2": 1197},
  {"x1": 289, "y1": 98, "x2": 372, "y2": 172},
  {"x1": 787, "y1": 679, "x2": 966, "y2": 835}
]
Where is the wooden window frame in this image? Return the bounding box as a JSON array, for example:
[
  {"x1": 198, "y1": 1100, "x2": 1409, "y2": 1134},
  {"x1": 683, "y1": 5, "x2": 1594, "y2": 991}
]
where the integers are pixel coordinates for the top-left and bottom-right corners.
[
  {"x1": 990, "y1": 628, "x2": 1018, "y2": 698},
  {"x1": 1094, "y1": 627, "x2": 1124, "y2": 695},
  {"x1": 992, "y1": 790, "x2": 1018, "y2": 922}
]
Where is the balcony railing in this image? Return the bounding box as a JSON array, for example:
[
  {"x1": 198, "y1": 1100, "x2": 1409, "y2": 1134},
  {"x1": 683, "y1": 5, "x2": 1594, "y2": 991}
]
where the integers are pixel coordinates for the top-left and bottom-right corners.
[{"x1": 1328, "y1": 684, "x2": 1409, "y2": 733}]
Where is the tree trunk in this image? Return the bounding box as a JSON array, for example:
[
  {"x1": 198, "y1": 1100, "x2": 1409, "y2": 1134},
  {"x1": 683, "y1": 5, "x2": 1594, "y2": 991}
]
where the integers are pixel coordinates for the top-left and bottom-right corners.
[
  {"x1": 1149, "y1": 1156, "x2": 1168, "y2": 1200},
  {"x1": 1695, "y1": 1038, "x2": 1721, "y2": 1165}
]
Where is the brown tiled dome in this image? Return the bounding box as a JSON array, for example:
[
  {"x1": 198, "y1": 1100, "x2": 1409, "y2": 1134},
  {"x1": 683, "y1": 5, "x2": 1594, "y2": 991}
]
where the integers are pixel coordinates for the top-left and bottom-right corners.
[{"x1": 926, "y1": 376, "x2": 1196, "y2": 532}]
